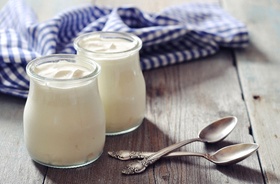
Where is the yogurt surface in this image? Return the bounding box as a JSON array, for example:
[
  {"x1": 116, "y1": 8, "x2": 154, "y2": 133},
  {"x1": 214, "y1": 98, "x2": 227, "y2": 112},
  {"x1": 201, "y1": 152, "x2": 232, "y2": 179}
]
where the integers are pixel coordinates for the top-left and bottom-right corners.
[
  {"x1": 34, "y1": 60, "x2": 91, "y2": 79},
  {"x1": 78, "y1": 34, "x2": 137, "y2": 53}
]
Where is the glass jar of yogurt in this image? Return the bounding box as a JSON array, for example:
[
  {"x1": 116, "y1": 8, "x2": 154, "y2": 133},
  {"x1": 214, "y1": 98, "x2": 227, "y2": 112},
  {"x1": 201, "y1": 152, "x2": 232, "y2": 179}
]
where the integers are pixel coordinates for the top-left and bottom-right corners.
[
  {"x1": 23, "y1": 54, "x2": 105, "y2": 168},
  {"x1": 74, "y1": 32, "x2": 146, "y2": 136}
]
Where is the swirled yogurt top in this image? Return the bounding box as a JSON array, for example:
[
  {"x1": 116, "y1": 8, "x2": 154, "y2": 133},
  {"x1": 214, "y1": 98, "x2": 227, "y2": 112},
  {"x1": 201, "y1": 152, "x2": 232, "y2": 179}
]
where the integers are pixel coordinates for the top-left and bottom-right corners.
[
  {"x1": 34, "y1": 60, "x2": 91, "y2": 79},
  {"x1": 79, "y1": 34, "x2": 136, "y2": 53}
]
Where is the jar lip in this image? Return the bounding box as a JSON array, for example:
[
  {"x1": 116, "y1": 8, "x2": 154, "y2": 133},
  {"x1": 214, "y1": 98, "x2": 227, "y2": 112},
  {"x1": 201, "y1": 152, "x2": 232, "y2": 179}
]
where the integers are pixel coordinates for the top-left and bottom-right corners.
[
  {"x1": 26, "y1": 54, "x2": 101, "y2": 82},
  {"x1": 74, "y1": 31, "x2": 142, "y2": 55}
]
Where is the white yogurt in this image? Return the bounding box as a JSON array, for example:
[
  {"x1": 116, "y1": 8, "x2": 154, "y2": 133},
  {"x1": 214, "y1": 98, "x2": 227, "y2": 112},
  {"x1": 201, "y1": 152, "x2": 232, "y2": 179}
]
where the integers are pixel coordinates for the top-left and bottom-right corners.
[
  {"x1": 74, "y1": 32, "x2": 146, "y2": 135},
  {"x1": 79, "y1": 35, "x2": 136, "y2": 53},
  {"x1": 34, "y1": 60, "x2": 91, "y2": 79},
  {"x1": 24, "y1": 55, "x2": 105, "y2": 168}
]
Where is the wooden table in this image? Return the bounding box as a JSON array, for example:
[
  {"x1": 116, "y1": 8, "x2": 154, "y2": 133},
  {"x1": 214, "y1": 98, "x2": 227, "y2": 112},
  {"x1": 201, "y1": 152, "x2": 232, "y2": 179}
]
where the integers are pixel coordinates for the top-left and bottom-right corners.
[{"x1": 1, "y1": 0, "x2": 279, "y2": 183}]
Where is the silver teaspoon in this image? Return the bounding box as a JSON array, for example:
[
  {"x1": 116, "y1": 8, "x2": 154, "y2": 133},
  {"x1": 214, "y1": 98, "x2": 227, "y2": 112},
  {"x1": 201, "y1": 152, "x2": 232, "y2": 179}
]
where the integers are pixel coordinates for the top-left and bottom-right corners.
[
  {"x1": 109, "y1": 116, "x2": 237, "y2": 161},
  {"x1": 120, "y1": 116, "x2": 237, "y2": 174},
  {"x1": 122, "y1": 143, "x2": 259, "y2": 174},
  {"x1": 121, "y1": 143, "x2": 258, "y2": 163}
]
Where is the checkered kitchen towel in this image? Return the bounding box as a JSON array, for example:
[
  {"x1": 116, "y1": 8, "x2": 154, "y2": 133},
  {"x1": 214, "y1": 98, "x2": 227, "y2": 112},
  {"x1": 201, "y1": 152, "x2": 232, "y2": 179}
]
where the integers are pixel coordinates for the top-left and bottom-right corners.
[{"x1": 0, "y1": 0, "x2": 249, "y2": 98}]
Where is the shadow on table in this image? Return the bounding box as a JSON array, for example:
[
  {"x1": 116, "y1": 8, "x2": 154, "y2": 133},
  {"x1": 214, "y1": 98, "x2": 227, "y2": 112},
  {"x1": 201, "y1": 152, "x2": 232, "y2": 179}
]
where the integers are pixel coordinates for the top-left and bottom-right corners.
[{"x1": 216, "y1": 164, "x2": 264, "y2": 183}]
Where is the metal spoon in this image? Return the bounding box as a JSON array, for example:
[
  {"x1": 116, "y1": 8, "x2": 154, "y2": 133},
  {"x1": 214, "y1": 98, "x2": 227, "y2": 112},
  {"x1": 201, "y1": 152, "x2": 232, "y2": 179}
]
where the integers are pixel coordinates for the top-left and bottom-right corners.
[
  {"x1": 121, "y1": 143, "x2": 258, "y2": 163},
  {"x1": 109, "y1": 116, "x2": 237, "y2": 161},
  {"x1": 121, "y1": 143, "x2": 259, "y2": 174}
]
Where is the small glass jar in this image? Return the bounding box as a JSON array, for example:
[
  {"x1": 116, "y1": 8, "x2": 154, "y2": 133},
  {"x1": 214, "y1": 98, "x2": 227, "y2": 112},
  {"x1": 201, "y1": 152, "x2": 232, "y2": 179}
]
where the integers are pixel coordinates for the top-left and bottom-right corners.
[
  {"x1": 23, "y1": 54, "x2": 105, "y2": 168},
  {"x1": 74, "y1": 32, "x2": 146, "y2": 136}
]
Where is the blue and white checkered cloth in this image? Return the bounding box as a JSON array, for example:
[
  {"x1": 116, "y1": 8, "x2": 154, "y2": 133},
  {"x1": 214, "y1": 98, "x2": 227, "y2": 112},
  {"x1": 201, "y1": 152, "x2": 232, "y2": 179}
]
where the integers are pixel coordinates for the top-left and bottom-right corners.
[{"x1": 0, "y1": 0, "x2": 249, "y2": 98}]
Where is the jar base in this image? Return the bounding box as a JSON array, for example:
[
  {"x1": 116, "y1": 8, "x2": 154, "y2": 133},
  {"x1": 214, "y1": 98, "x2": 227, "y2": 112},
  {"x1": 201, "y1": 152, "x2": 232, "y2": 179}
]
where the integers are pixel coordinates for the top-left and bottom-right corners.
[
  {"x1": 106, "y1": 120, "x2": 143, "y2": 136},
  {"x1": 31, "y1": 151, "x2": 103, "y2": 169}
]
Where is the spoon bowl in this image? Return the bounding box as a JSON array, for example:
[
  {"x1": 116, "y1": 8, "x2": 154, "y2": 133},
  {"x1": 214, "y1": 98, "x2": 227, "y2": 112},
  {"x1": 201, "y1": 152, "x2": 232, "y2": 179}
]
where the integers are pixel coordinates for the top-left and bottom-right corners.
[
  {"x1": 209, "y1": 143, "x2": 259, "y2": 165},
  {"x1": 199, "y1": 116, "x2": 237, "y2": 143}
]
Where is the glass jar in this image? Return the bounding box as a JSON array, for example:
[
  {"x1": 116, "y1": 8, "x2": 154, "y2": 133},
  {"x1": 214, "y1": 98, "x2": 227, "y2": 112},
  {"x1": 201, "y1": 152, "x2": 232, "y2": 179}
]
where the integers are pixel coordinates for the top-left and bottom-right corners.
[
  {"x1": 74, "y1": 32, "x2": 146, "y2": 136},
  {"x1": 23, "y1": 54, "x2": 105, "y2": 168}
]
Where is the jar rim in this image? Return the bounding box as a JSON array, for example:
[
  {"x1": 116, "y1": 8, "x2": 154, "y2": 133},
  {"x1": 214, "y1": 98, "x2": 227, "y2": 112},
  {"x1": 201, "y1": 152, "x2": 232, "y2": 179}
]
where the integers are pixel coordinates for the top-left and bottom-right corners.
[
  {"x1": 74, "y1": 31, "x2": 142, "y2": 55},
  {"x1": 26, "y1": 54, "x2": 101, "y2": 82}
]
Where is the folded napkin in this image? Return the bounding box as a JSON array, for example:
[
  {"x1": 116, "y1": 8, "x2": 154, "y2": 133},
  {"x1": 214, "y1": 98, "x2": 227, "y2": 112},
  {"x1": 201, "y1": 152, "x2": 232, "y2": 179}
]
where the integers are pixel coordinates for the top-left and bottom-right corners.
[{"x1": 0, "y1": 0, "x2": 249, "y2": 98}]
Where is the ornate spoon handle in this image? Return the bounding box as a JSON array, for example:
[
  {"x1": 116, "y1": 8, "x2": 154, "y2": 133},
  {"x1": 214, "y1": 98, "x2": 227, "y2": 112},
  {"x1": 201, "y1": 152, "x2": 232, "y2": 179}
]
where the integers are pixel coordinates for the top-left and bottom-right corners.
[
  {"x1": 108, "y1": 150, "x2": 150, "y2": 160},
  {"x1": 121, "y1": 138, "x2": 200, "y2": 174}
]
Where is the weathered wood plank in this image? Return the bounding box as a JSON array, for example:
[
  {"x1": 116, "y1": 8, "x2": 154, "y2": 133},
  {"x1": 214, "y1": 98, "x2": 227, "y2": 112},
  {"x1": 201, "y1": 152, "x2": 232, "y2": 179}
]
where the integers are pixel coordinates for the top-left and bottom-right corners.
[
  {"x1": 223, "y1": 0, "x2": 280, "y2": 183},
  {"x1": 144, "y1": 50, "x2": 263, "y2": 184},
  {"x1": 0, "y1": 94, "x2": 47, "y2": 183}
]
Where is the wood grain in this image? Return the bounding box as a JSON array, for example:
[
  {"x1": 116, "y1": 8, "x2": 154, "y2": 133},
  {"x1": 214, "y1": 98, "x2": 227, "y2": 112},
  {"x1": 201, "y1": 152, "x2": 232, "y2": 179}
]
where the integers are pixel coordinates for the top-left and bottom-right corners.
[{"x1": 223, "y1": 0, "x2": 280, "y2": 183}]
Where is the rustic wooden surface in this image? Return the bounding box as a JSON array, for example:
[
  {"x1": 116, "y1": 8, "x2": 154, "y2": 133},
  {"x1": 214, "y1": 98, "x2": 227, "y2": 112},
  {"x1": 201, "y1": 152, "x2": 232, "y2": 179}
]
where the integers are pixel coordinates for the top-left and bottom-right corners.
[
  {"x1": 223, "y1": 1, "x2": 280, "y2": 183},
  {"x1": 0, "y1": 0, "x2": 279, "y2": 183}
]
